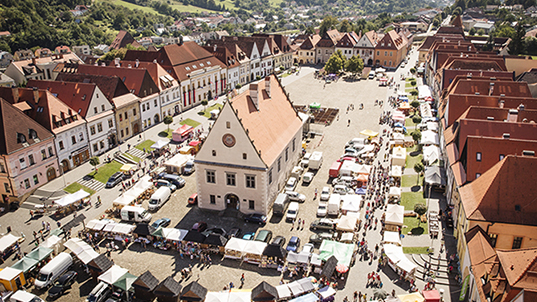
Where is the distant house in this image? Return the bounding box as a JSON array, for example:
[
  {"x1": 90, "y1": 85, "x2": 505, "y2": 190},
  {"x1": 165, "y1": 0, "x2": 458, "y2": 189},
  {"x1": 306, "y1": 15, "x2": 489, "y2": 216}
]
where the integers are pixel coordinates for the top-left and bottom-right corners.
[
  {"x1": 35, "y1": 48, "x2": 52, "y2": 58},
  {"x1": 94, "y1": 44, "x2": 110, "y2": 54},
  {"x1": 0, "y1": 73, "x2": 15, "y2": 87},
  {"x1": 0, "y1": 31, "x2": 10, "y2": 38},
  {"x1": 473, "y1": 22, "x2": 495, "y2": 34},
  {"x1": 55, "y1": 46, "x2": 71, "y2": 54},
  {"x1": 13, "y1": 50, "x2": 34, "y2": 61},
  {"x1": 4, "y1": 53, "x2": 82, "y2": 86},
  {"x1": 70, "y1": 5, "x2": 89, "y2": 16},
  {"x1": 110, "y1": 30, "x2": 142, "y2": 50},
  {"x1": 0, "y1": 51, "x2": 14, "y2": 69},
  {"x1": 72, "y1": 45, "x2": 91, "y2": 56}
]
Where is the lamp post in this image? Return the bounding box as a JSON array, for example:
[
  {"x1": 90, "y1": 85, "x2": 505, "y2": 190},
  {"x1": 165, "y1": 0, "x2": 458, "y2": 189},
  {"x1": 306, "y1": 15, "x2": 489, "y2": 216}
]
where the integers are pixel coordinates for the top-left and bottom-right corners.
[{"x1": 60, "y1": 163, "x2": 67, "y2": 188}]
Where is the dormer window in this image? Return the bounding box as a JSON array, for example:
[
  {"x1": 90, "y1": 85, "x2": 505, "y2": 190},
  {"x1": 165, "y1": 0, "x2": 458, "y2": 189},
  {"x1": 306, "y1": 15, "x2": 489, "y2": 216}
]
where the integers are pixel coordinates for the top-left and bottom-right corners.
[
  {"x1": 200, "y1": 63, "x2": 204, "y2": 67},
  {"x1": 185, "y1": 67, "x2": 191, "y2": 71},
  {"x1": 207, "y1": 61, "x2": 211, "y2": 65},
  {"x1": 37, "y1": 107, "x2": 44, "y2": 113},
  {"x1": 193, "y1": 65, "x2": 197, "y2": 69},
  {"x1": 29, "y1": 129, "x2": 38, "y2": 140},
  {"x1": 17, "y1": 133, "x2": 26, "y2": 144}
]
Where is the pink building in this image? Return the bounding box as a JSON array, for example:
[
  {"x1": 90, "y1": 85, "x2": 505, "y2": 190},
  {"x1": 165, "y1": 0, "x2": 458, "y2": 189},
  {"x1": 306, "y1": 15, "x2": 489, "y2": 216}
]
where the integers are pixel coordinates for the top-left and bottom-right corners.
[{"x1": 0, "y1": 98, "x2": 58, "y2": 206}]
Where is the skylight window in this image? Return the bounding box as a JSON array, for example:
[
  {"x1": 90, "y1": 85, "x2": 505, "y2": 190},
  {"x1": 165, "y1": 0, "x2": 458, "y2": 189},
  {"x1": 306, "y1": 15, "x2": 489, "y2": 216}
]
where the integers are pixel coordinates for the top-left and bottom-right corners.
[
  {"x1": 192, "y1": 65, "x2": 197, "y2": 69},
  {"x1": 185, "y1": 67, "x2": 190, "y2": 71},
  {"x1": 207, "y1": 61, "x2": 211, "y2": 65},
  {"x1": 37, "y1": 107, "x2": 44, "y2": 113},
  {"x1": 200, "y1": 63, "x2": 204, "y2": 67}
]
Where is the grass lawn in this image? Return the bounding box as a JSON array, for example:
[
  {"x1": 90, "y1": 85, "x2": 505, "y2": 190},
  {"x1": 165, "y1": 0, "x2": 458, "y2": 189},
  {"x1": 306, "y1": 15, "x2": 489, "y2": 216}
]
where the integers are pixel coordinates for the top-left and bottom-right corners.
[
  {"x1": 406, "y1": 145, "x2": 423, "y2": 169},
  {"x1": 405, "y1": 117, "x2": 419, "y2": 127},
  {"x1": 86, "y1": 160, "x2": 123, "y2": 183},
  {"x1": 103, "y1": 0, "x2": 165, "y2": 15},
  {"x1": 402, "y1": 174, "x2": 424, "y2": 187},
  {"x1": 64, "y1": 183, "x2": 96, "y2": 195},
  {"x1": 135, "y1": 140, "x2": 155, "y2": 152},
  {"x1": 281, "y1": 72, "x2": 292, "y2": 78},
  {"x1": 158, "y1": 129, "x2": 173, "y2": 139},
  {"x1": 405, "y1": 82, "x2": 416, "y2": 88},
  {"x1": 180, "y1": 118, "x2": 201, "y2": 128},
  {"x1": 403, "y1": 216, "x2": 428, "y2": 235},
  {"x1": 405, "y1": 77, "x2": 416, "y2": 82},
  {"x1": 401, "y1": 191, "x2": 426, "y2": 211},
  {"x1": 168, "y1": 1, "x2": 219, "y2": 13},
  {"x1": 199, "y1": 103, "x2": 223, "y2": 118},
  {"x1": 403, "y1": 246, "x2": 430, "y2": 254},
  {"x1": 123, "y1": 153, "x2": 141, "y2": 163}
]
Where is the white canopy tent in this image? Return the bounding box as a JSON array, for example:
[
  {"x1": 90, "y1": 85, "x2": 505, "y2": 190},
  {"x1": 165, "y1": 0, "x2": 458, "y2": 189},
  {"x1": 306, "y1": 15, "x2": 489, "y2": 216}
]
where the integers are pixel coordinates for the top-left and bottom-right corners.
[
  {"x1": 288, "y1": 281, "x2": 305, "y2": 296},
  {"x1": 287, "y1": 251, "x2": 310, "y2": 264},
  {"x1": 420, "y1": 130, "x2": 439, "y2": 145},
  {"x1": 111, "y1": 223, "x2": 135, "y2": 235},
  {"x1": 354, "y1": 164, "x2": 371, "y2": 175},
  {"x1": 276, "y1": 284, "x2": 292, "y2": 300},
  {"x1": 418, "y1": 85, "x2": 432, "y2": 100},
  {"x1": 318, "y1": 286, "x2": 337, "y2": 299},
  {"x1": 383, "y1": 231, "x2": 402, "y2": 246},
  {"x1": 389, "y1": 187, "x2": 402, "y2": 199},
  {"x1": 310, "y1": 253, "x2": 322, "y2": 267},
  {"x1": 64, "y1": 238, "x2": 99, "y2": 264},
  {"x1": 205, "y1": 292, "x2": 229, "y2": 302},
  {"x1": 55, "y1": 189, "x2": 90, "y2": 207},
  {"x1": 426, "y1": 122, "x2": 438, "y2": 132},
  {"x1": 384, "y1": 244, "x2": 417, "y2": 275},
  {"x1": 85, "y1": 219, "x2": 111, "y2": 231},
  {"x1": 423, "y1": 145, "x2": 441, "y2": 165},
  {"x1": 0, "y1": 234, "x2": 20, "y2": 253},
  {"x1": 243, "y1": 241, "x2": 267, "y2": 256},
  {"x1": 357, "y1": 145, "x2": 375, "y2": 157},
  {"x1": 385, "y1": 205, "x2": 405, "y2": 226},
  {"x1": 151, "y1": 140, "x2": 169, "y2": 149},
  {"x1": 224, "y1": 238, "x2": 249, "y2": 259},
  {"x1": 112, "y1": 175, "x2": 153, "y2": 207},
  {"x1": 339, "y1": 160, "x2": 355, "y2": 176},
  {"x1": 337, "y1": 215, "x2": 358, "y2": 232},
  {"x1": 40, "y1": 235, "x2": 63, "y2": 254},
  {"x1": 98, "y1": 265, "x2": 129, "y2": 285},
  {"x1": 391, "y1": 166, "x2": 402, "y2": 178},
  {"x1": 164, "y1": 153, "x2": 193, "y2": 174},
  {"x1": 341, "y1": 195, "x2": 361, "y2": 213},
  {"x1": 392, "y1": 146, "x2": 406, "y2": 167},
  {"x1": 103, "y1": 222, "x2": 118, "y2": 233},
  {"x1": 392, "y1": 132, "x2": 405, "y2": 145},
  {"x1": 420, "y1": 103, "x2": 432, "y2": 118},
  {"x1": 340, "y1": 232, "x2": 354, "y2": 243},
  {"x1": 163, "y1": 228, "x2": 188, "y2": 242}
]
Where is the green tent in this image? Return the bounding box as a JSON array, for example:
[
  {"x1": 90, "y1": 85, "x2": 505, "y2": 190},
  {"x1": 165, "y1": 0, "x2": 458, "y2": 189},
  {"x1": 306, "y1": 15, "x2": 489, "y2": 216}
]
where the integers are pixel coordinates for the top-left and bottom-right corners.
[
  {"x1": 26, "y1": 246, "x2": 53, "y2": 262},
  {"x1": 151, "y1": 227, "x2": 164, "y2": 237},
  {"x1": 318, "y1": 240, "x2": 354, "y2": 267},
  {"x1": 50, "y1": 228, "x2": 64, "y2": 237},
  {"x1": 309, "y1": 102, "x2": 321, "y2": 109},
  {"x1": 11, "y1": 257, "x2": 39, "y2": 273},
  {"x1": 113, "y1": 272, "x2": 138, "y2": 291}
]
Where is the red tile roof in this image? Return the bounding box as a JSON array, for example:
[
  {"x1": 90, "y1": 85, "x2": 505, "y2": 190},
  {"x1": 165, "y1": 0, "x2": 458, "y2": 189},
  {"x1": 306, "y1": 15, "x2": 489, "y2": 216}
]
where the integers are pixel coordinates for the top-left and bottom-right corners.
[
  {"x1": 465, "y1": 225, "x2": 497, "y2": 279},
  {"x1": 110, "y1": 30, "x2": 141, "y2": 50},
  {"x1": 26, "y1": 80, "x2": 99, "y2": 118},
  {"x1": 298, "y1": 34, "x2": 322, "y2": 50},
  {"x1": 445, "y1": 78, "x2": 531, "y2": 99},
  {"x1": 55, "y1": 73, "x2": 130, "y2": 101},
  {"x1": 0, "y1": 97, "x2": 54, "y2": 155},
  {"x1": 317, "y1": 29, "x2": 343, "y2": 48},
  {"x1": 437, "y1": 69, "x2": 514, "y2": 92},
  {"x1": 460, "y1": 155, "x2": 537, "y2": 226}
]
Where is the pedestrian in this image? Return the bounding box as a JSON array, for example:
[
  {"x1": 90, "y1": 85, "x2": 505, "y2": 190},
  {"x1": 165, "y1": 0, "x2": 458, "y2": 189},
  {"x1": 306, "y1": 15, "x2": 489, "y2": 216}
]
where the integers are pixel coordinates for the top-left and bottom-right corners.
[
  {"x1": 42, "y1": 221, "x2": 46, "y2": 230},
  {"x1": 302, "y1": 219, "x2": 305, "y2": 230},
  {"x1": 348, "y1": 119, "x2": 351, "y2": 127},
  {"x1": 30, "y1": 210, "x2": 34, "y2": 219}
]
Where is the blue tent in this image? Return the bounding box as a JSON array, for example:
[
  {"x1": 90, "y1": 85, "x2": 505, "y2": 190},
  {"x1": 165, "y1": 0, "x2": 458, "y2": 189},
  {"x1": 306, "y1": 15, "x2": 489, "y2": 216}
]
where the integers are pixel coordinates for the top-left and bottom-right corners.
[
  {"x1": 289, "y1": 293, "x2": 319, "y2": 302},
  {"x1": 355, "y1": 188, "x2": 367, "y2": 195}
]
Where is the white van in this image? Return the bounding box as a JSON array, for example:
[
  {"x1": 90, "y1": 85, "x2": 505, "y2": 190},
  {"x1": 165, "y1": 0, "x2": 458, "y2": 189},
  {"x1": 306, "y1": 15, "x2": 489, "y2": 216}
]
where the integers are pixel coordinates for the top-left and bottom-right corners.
[
  {"x1": 286, "y1": 202, "x2": 299, "y2": 222},
  {"x1": 35, "y1": 253, "x2": 72, "y2": 289},
  {"x1": 148, "y1": 186, "x2": 171, "y2": 211},
  {"x1": 309, "y1": 151, "x2": 323, "y2": 170},
  {"x1": 327, "y1": 194, "x2": 341, "y2": 216},
  {"x1": 368, "y1": 70, "x2": 375, "y2": 79},
  {"x1": 10, "y1": 290, "x2": 44, "y2": 302},
  {"x1": 86, "y1": 281, "x2": 111, "y2": 302},
  {"x1": 121, "y1": 206, "x2": 152, "y2": 223}
]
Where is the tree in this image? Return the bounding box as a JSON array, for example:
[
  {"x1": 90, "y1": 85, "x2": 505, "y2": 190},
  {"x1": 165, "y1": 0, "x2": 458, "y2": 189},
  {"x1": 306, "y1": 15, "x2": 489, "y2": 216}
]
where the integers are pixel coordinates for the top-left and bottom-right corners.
[
  {"x1": 345, "y1": 55, "x2": 364, "y2": 75},
  {"x1": 410, "y1": 80, "x2": 416, "y2": 86},
  {"x1": 410, "y1": 100, "x2": 420, "y2": 114},
  {"x1": 509, "y1": 24, "x2": 526, "y2": 55},
  {"x1": 339, "y1": 19, "x2": 353, "y2": 32},
  {"x1": 477, "y1": 29, "x2": 485, "y2": 36},
  {"x1": 469, "y1": 27, "x2": 476, "y2": 36},
  {"x1": 305, "y1": 26, "x2": 315, "y2": 35},
  {"x1": 324, "y1": 53, "x2": 344, "y2": 74},
  {"x1": 319, "y1": 16, "x2": 338, "y2": 37},
  {"x1": 89, "y1": 156, "x2": 100, "y2": 171},
  {"x1": 201, "y1": 99, "x2": 208, "y2": 111},
  {"x1": 414, "y1": 202, "x2": 427, "y2": 226},
  {"x1": 412, "y1": 116, "x2": 422, "y2": 125},
  {"x1": 410, "y1": 67, "x2": 416, "y2": 74},
  {"x1": 163, "y1": 115, "x2": 173, "y2": 131},
  {"x1": 411, "y1": 130, "x2": 422, "y2": 144}
]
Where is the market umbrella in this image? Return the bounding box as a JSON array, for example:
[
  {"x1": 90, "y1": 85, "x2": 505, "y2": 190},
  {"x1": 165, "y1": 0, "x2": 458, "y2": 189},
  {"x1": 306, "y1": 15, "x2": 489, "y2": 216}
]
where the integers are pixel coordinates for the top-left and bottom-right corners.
[
  {"x1": 360, "y1": 129, "x2": 378, "y2": 137},
  {"x1": 335, "y1": 263, "x2": 348, "y2": 274},
  {"x1": 374, "y1": 289, "x2": 388, "y2": 299}
]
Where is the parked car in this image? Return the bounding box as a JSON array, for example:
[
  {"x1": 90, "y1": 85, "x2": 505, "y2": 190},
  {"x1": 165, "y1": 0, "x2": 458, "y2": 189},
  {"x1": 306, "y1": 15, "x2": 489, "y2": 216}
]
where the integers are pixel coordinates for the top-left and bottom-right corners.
[
  {"x1": 272, "y1": 236, "x2": 286, "y2": 247},
  {"x1": 203, "y1": 227, "x2": 227, "y2": 237},
  {"x1": 400, "y1": 62, "x2": 406, "y2": 68},
  {"x1": 310, "y1": 219, "x2": 337, "y2": 231},
  {"x1": 86, "y1": 281, "x2": 111, "y2": 302},
  {"x1": 187, "y1": 193, "x2": 198, "y2": 205},
  {"x1": 47, "y1": 271, "x2": 78, "y2": 300},
  {"x1": 302, "y1": 172, "x2": 314, "y2": 184},
  {"x1": 151, "y1": 218, "x2": 171, "y2": 229},
  {"x1": 320, "y1": 187, "x2": 331, "y2": 201},
  {"x1": 286, "y1": 236, "x2": 301, "y2": 252},
  {"x1": 302, "y1": 243, "x2": 314, "y2": 253},
  {"x1": 285, "y1": 177, "x2": 298, "y2": 191},
  {"x1": 317, "y1": 202, "x2": 328, "y2": 217},
  {"x1": 244, "y1": 213, "x2": 267, "y2": 225},
  {"x1": 157, "y1": 173, "x2": 186, "y2": 188},
  {"x1": 333, "y1": 184, "x2": 350, "y2": 195},
  {"x1": 286, "y1": 191, "x2": 306, "y2": 202},
  {"x1": 227, "y1": 227, "x2": 242, "y2": 238},
  {"x1": 254, "y1": 230, "x2": 273, "y2": 243},
  {"x1": 183, "y1": 159, "x2": 195, "y2": 175},
  {"x1": 309, "y1": 233, "x2": 335, "y2": 244},
  {"x1": 286, "y1": 202, "x2": 299, "y2": 222},
  {"x1": 191, "y1": 221, "x2": 207, "y2": 232},
  {"x1": 154, "y1": 179, "x2": 177, "y2": 192},
  {"x1": 105, "y1": 172, "x2": 124, "y2": 188},
  {"x1": 242, "y1": 232, "x2": 255, "y2": 240},
  {"x1": 300, "y1": 153, "x2": 312, "y2": 168}
]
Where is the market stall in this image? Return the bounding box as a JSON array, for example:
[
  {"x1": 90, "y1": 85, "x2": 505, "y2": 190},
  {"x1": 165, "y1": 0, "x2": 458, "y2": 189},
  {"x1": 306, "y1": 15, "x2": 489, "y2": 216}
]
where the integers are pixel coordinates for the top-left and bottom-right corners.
[
  {"x1": 112, "y1": 272, "x2": 137, "y2": 301},
  {"x1": 424, "y1": 166, "x2": 446, "y2": 187},
  {"x1": 418, "y1": 85, "x2": 432, "y2": 100},
  {"x1": 26, "y1": 246, "x2": 53, "y2": 263},
  {"x1": 422, "y1": 290, "x2": 440, "y2": 302},
  {"x1": 261, "y1": 244, "x2": 287, "y2": 269},
  {"x1": 318, "y1": 241, "x2": 354, "y2": 267},
  {"x1": 385, "y1": 205, "x2": 404, "y2": 232},
  {"x1": 340, "y1": 195, "x2": 361, "y2": 214},
  {"x1": 0, "y1": 234, "x2": 20, "y2": 261},
  {"x1": 87, "y1": 254, "x2": 114, "y2": 280},
  {"x1": 392, "y1": 132, "x2": 405, "y2": 146},
  {"x1": 388, "y1": 187, "x2": 401, "y2": 202},
  {"x1": 391, "y1": 147, "x2": 406, "y2": 167},
  {"x1": 132, "y1": 271, "x2": 159, "y2": 301},
  {"x1": 382, "y1": 231, "x2": 402, "y2": 246},
  {"x1": 317, "y1": 286, "x2": 336, "y2": 301},
  {"x1": 180, "y1": 281, "x2": 208, "y2": 302},
  {"x1": 0, "y1": 267, "x2": 25, "y2": 291},
  {"x1": 390, "y1": 166, "x2": 402, "y2": 180},
  {"x1": 112, "y1": 175, "x2": 154, "y2": 208},
  {"x1": 420, "y1": 103, "x2": 432, "y2": 118},
  {"x1": 243, "y1": 241, "x2": 268, "y2": 264},
  {"x1": 120, "y1": 164, "x2": 136, "y2": 174},
  {"x1": 336, "y1": 215, "x2": 358, "y2": 233},
  {"x1": 276, "y1": 284, "x2": 292, "y2": 300},
  {"x1": 203, "y1": 234, "x2": 228, "y2": 254},
  {"x1": 224, "y1": 238, "x2": 248, "y2": 260},
  {"x1": 154, "y1": 276, "x2": 182, "y2": 302},
  {"x1": 251, "y1": 281, "x2": 278, "y2": 302},
  {"x1": 40, "y1": 235, "x2": 63, "y2": 255},
  {"x1": 98, "y1": 265, "x2": 129, "y2": 285},
  {"x1": 384, "y1": 244, "x2": 417, "y2": 281},
  {"x1": 172, "y1": 125, "x2": 194, "y2": 143},
  {"x1": 64, "y1": 238, "x2": 99, "y2": 264},
  {"x1": 86, "y1": 219, "x2": 111, "y2": 232},
  {"x1": 360, "y1": 129, "x2": 379, "y2": 138},
  {"x1": 420, "y1": 130, "x2": 439, "y2": 146},
  {"x1": 164, "y1": 153, "x2": 193, "y2": 174},
  {"x1": 354, "y1": 164, "x2": 371, "y2": 175},
  {"x1": 398, "y1": 293, "x2": 424, "y2": 302},
  {"x1": 151, "y1": 140, "x2": 170, "y2": 150},
  {"x1": 163, "y1": 228, "x2": 188, "y2": 243},
  {"x1": 53, "y1": 189, "x2": 90, "y2": 217},
  {"x1": 11, "y1": 257, "x2": 38, "y2": 274},
  {"x1": 423, "y1": 146, "x2": 440, "y2": 165}
]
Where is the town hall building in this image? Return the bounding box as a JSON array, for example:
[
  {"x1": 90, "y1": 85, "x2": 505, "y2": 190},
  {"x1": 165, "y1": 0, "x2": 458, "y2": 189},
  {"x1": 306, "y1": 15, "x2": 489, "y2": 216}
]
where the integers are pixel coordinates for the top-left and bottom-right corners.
[{"x1": 194, "y1": 75, "x2": 304, "y2": 215}]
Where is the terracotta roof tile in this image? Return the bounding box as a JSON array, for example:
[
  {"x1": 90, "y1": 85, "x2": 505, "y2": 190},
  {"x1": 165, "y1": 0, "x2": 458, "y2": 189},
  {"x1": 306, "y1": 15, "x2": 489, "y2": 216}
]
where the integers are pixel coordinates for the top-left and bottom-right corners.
[
  {"x1": 496, "y1": 248, "x2": 537, "y2": 286},
  {"x1": 459, "y1": 155, "x2": 537, "y2": 226},
  {"x1": 229, "y1": 76, "x2": 303, "y2": 166},
  {"x1": 55, "y1": 73, "x2": 130, "y2": 101},
  {"x1": 465, "y1": 225, "x2": 497, "y2": 279},
  {"x1": 110, "y1": 30, "x2": 141, "y2": 50}
]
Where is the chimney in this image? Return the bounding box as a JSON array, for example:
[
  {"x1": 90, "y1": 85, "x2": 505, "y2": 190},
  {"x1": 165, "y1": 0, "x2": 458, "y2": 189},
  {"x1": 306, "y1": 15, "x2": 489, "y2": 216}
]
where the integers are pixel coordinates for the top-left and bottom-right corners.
[
  {"x1": 213, "y1": 44, "x2": 217, "y2": 52},
  {"x1": 33, "y1": 87, "x2": 39, "y2": 104},
  {"x1": 265, "y1": 76, "x2": 271, "y2": 97},
  {"x1": 114, "y1": 58, "x2": 120, "y2": 67},
  {"x1": 489, "y1": 82, "x2": 494, "y2": 96},
  {"x1": 153, "y1": 59, "x2": 157, "y2": 64},
  {"x1": 135, "y1": 59, "x2": 139, "y2": 68},
  {"x1": 507, "y1": 109, "x2": 518, "y2": 122},
  {"x1": 499, "y1": 100, "x2": 504, "y2": 108},
  {"x1": 128, "y1": 64, "x2": 132, "y2": 68},
  {"x1": 249, "y1": 83, "x2": 259, "y2": 109},
  {"x1": 12, "y1": 86, "x2": 19, "y2": 103},
  {"x1": 503, "y1": 133, "x2": 510, "y2": 139},
  {"x1": 522, "y1": 150, "x2": 535, "y2": 157}
]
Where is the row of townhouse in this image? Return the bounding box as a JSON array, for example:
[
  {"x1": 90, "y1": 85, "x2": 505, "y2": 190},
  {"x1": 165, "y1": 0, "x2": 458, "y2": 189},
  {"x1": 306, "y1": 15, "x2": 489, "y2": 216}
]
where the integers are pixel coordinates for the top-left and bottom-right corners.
[
  {"x1": 423, "y1": 20, "x2": 537, "y2": 302},
  {"x1": 292, "y1": 28, "x2": 412, "y2": 69}
]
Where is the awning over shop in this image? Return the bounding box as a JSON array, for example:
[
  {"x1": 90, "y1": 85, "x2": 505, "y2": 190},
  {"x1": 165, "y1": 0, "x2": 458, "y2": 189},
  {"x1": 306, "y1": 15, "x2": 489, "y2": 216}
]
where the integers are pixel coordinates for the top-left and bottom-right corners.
[
  {"x1": 163, "y1": 228, "x2": 188, "y2": 242},
  {"x1": 224, "y1": 238, "x2": 249, "y2": 259},
  {"x1": 0, "y1": 234, "x2": 20, "y2": 253},
  {"x1": 391, "y1": 146, "x2": 406, "y2": 167},
  {"x1": 98, "y1": 265, "x2": 129, "y2": 285},
  {"x1": 287, "y1": 251, "x2": 310, "y2": 264},
  {"x1": 420, "y1": 130, "x2": 439, "y2": 145},
  {"x1": 113, "y1": 272, "x2": 138, "y2": 291},
  {"x1": 64, "y1": 238, "x2": 99, "y2": 264},
  {"x1": 111, "y1": 223, "x2": 135, "y2": 235},
  {"x1": 86, "y1": 219, "x2": 111, "y2": 231},
  {"x1": 391, "y1": 166, "x2": 402, "y2": 178},
  {"x1": 385, "y1": 244, "x2": 417, "y2": 275},
  {"x1": 55, "y1": 189, "x2": 89, "y2": 207},
  {"x1": 26, "y1": 246, "x2": 53, "y2": 262},
  {"x1": 425, "y1": 166, "x2": 446, "y2": 186},
  {"x1": 385, "y1": 205, "x2": 404, "y2": 226},
  {"x1": 120, "y1": 164, "x2": 136, "y2": 172},
  {"x1": 318, "y1": 240, "x2": 354, "y2": 267}
]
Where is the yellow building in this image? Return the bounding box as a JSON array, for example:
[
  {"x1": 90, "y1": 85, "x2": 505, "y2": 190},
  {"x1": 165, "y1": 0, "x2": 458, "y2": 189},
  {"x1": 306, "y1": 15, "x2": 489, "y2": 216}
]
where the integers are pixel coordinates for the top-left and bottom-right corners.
[
  {"x1": 112, "y1": 94, "x2": 141, "y2": 143},
  {"x1": 455, "y1": 155, "x2": 537, "y2": 264},
  {"x1": 0, "y1": 267, "x2": 26, "y2": 291}
]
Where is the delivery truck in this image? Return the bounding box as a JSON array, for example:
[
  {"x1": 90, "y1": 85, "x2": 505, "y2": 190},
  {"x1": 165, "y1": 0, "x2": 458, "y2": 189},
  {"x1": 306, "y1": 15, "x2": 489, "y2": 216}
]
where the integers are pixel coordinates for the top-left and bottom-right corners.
[
  {"x1": 309, "y1": 151, "x2": 323, "y2": 170},
  {"x1": 329, "y1": 161, "x2": 342, "y2": 178},
  {"x1": 121, "y1": 206, "x2": 152, "y2": 223}
]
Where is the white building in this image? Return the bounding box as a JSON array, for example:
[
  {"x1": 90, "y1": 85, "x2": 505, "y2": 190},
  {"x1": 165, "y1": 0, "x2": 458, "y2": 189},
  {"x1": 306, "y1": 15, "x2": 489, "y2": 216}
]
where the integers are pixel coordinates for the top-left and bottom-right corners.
[
  {"x1": 4, "y1": 53, "x2": 82, "y2": 86},
  {"x1": 195, "y1": 76, "x2": 304, "y2": 215}
]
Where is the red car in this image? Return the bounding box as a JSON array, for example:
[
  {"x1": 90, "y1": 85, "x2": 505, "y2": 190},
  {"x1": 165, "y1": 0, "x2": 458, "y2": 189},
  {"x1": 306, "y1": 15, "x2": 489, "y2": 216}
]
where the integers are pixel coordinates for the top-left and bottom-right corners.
[{"x1": 188, "y1": 193, "x2": 198, "y2": 205}]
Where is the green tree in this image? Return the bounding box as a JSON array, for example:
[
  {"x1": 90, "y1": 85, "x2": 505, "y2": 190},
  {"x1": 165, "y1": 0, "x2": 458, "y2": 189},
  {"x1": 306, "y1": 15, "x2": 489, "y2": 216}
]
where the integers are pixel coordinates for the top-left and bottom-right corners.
[
  {"x1": 469, "y1": 27, "x2": 476, "y2": 36},
  {"x1": 477, "y1": 29, "x2": 485, "y2": 36},
  {"x1": 410, "y1": 67, "x2": 416, "y2": 74},
  {"x1": 89, "y1": 156, "x2": 100, "y2": 171},
  {"x1": 410, "y1": 80, "x2": 416, "y2": 86},
  {"x1": 305, "y1": 26, "x2": 315, "y2": 35},
  {"x1": 339, "y1": 19, "x2": 353, "y2": 32},
  {"x1": 412, "y1": 115, "x2": 422, "y2": 125},
  {"x1": 113, "y1": 12, "x2": 127, "y2": 30},
  {"x1": 410, "y1": 100, "x2": 420, "y2": 113},
  {"x1": 324, "y1": 53, "x2": 344, "y2": 74},
  {"x1": 345, "y1": 55, "x2": 364, "y2": 75},
  {"x1": 509, "y1": 24, "x2": 526, "y2": 55},
  {"x1": 201, "y1": 99, "x2": 208, "y2": 111},
  {"x1": 163, "y1": 115, "x2": 173, "y2": 131},
  {"x1": 319, "y1": 16, "x2": 338, "y2": 37},
  {"x1": 414, "y1": 202, "x2": 427, "y2": 225},
  {"x1": 411, "y1": 130, "x2": 422, "y2": 144}
]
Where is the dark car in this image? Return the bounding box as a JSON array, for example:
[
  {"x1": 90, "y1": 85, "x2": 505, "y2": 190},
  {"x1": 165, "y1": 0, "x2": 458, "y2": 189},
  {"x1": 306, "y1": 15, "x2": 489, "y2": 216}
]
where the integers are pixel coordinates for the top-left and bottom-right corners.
[
  {"x1": 151, "y1": 218, "x2": 171, "y2": 229},
  {"x1": 158, "y1": 173, "x2": 186, "y2": 188},
  {"x1": 105, "y1": 172, "x2": 123, "y2": 188},
  {"x1": 244, "y1": 213, "x2": 267, "y2": 225},
  {"x1": 286, "y1": 236, "x2": 301, "y2": 252},
  {"x1": 271, "y1": 236, "x2": 286, "y2": 246},
  {"x1": 191, "y1": 221, "x2": 207, "y2": 232},
  {"x1": 309, "y1": 233, "x2": 335, "y2": 244},
  {"x1": 254, "y1": 230, "x2": 273, "y2": 243},
  {"x1": 47, "y1": 271, "x2": 77, "y2": 299},
  {"x1": 310, "y1": 219, "x2": 337, "y2": 232},
  {"x1": 227, "y1": 227, "x2": 242, "y2": 238},
  {"x1": 203, "y1": 227, "x2": 227, "y2": 237}
]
